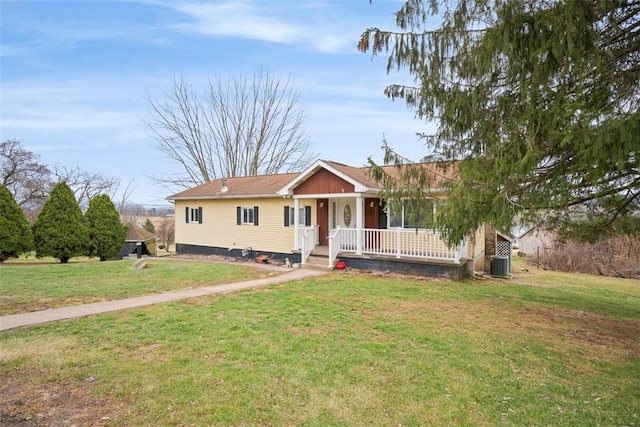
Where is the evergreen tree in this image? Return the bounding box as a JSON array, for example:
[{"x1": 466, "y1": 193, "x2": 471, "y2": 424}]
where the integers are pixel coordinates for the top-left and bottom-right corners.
[
  {"x1": 85, "y1": 194, "x2": 127, "y2": 261},
  {"x1": 32, "y1": 182, "x2": 89, "y2": 263},
  {"x1": 360, "y1": 0, "x2": 640, "y2": 245},
  {"x1": 143, "y1": 218, "x2": 156, "y2": 234},
  {"x1": 0, "y1": 184, "x2": 33, "y2": 262}
]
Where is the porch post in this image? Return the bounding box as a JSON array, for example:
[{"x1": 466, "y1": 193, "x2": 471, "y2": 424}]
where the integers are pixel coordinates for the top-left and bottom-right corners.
[
  {"x1": 294, "y1": 198, "x2": 300, "y2": 250},
  {"x1": 356, "y1": 195, "x2": 363, "y2": 255}
]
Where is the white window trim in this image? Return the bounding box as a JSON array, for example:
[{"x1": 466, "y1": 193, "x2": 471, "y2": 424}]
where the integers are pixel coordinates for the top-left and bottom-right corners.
[
  {"x1": 186, "y1": 206, "x2": 202, "y2": 224},
  {"x1": 190, "y1": 207, "x2": 200, "y2": 223},
  {"x1": 242, "y1": 207, "x2": 255, "y2": 225}
]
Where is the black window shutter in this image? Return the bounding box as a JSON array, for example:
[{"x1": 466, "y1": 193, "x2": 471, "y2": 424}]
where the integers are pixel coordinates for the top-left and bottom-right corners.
[
  {"x1": 236, "y1": 206, "x2": 242, "y2": 225},
  {"x1": 284, "y1": 206, "x2": 290, "y2": 227},
  {"x1": 185, "y1": 206, "x2": 190, "y2": 223},
  {"x1": 254, "y1": 206, "x2": 259, "y2": 226},
  {"x1": 305, "y1": 206, "x2": 311, "y2": 226},
  {"x1": 198, "y1": 207, "x2": 203, "y2": 224}
]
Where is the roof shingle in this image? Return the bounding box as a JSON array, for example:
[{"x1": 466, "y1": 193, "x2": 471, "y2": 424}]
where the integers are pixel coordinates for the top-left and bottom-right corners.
[
  {"x1": 167, "y1": 159, "x2": 457, "y2": 200},
  {"x1": 168, "y1": 172, "x2": 298, "y2": 200}
]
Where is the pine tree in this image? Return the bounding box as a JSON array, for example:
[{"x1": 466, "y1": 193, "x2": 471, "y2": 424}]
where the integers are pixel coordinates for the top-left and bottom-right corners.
[
  {"x1": 143, "y1": 218, "x2": 156, "y2": 234},
  {"x1": 0, "y1": 184, "x2": 33, "y2": 262},
  {"x1": 32, "y1": 182, "x2": 89, "y2": 263},
  {"x1": 85, "y1": 194, "x2": 127, "y2": 261},
  {"x1": 360, "y1": 0, "x2": 640, "y2": 245}
]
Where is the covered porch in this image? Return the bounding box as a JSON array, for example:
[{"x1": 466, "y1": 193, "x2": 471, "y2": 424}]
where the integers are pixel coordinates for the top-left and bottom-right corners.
[
  {"x1": 279, "y1": 160, "x2": 469, "y2": 274},
  {"x1": 292, "y1": 195, "x2": 468, "y2": 270}
]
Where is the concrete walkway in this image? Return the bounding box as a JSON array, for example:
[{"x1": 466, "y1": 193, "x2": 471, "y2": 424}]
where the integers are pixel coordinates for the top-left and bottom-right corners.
[{"x1": 0, "y1": 267, "x2": 327, "y2": 332}]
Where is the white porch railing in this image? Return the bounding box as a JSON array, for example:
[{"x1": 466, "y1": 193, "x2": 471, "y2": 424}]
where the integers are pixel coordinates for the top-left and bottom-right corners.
[
  {"x1": 339, "y1": 228, "x2": 468, "y2": 263},
  {"x1": 328, "y1": 226, "x2": 341, "y2": 267},
  {"x1": 299, "y1": 225, "x2": 318, "y2": 264}
]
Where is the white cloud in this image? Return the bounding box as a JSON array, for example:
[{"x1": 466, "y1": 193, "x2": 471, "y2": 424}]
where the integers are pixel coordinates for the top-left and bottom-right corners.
[
  {"x1": 169, "y1": 1, "x2": 300, "y2": 43},
  {"x1": 164, "y1": 0, "x2": 357, "y2": 53},
  {"x1": 0, "y1": 77, "x2": 151, "y2": 150}
]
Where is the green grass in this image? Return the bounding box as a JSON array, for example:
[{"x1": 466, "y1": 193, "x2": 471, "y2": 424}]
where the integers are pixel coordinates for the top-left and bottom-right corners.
[
  {"x1": 0, "y1": 259, "x2": 266, "y2": 315},
  {"x1": 1, "y1": 266, "x2": 639, "y2": 426}
]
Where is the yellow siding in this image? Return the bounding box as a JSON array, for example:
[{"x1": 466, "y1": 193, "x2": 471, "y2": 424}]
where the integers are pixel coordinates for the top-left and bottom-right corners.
[
  {"x1": 175, "y1": 198, "x2": 296, "y2": 254},
  {"x1": 467, "y1": 226, "x2": 486, "y2": 270}
]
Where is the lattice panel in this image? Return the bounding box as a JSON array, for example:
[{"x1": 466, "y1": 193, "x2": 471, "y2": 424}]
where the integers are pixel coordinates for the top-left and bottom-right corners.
[
  {"x1": 496, "y1": 240, "x2": 512, "y2": 273},
  {"x1": 496, "y1": 241, "x2": 511, "y2": 257}
]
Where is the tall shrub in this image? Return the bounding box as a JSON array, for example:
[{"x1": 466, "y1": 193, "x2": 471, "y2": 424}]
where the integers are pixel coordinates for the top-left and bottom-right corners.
[
  {"x1": 32, "y1": 182, "x2": 88, "y2": 263},
  {"x1": 0, "y1": 184, "x2": 33, "y2": 262},
  {"x1": 85, "y1": 194, "x2": 127, "y2": 261}
]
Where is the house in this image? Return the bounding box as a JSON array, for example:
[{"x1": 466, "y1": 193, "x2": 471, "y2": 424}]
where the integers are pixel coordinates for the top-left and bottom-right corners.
[
  {"x1": 120, "y1": 222, "x2": 157, "y2": 258},
  {"x1": 167, "y1": 160, "x2": 488, "y2": 279}
]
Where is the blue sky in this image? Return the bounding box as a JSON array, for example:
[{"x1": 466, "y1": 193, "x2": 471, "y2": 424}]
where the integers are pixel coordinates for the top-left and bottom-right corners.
[{"x1": 1, "y1": 0, "x2": 433, "y2": 206}]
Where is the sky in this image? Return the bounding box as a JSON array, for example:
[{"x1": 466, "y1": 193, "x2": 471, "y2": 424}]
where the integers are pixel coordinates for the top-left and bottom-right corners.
[{"x1": 1, "y1": 0, "x2": 434, "y2": 207}]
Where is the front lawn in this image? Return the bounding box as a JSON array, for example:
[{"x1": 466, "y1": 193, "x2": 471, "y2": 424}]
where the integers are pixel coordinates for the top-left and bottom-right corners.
[
  {"x1": 0, "y1": 258, "x2": 267, "y2": 315},
  {"x1": 1, "y1": 266, "x2": 638, "y2": 425}
]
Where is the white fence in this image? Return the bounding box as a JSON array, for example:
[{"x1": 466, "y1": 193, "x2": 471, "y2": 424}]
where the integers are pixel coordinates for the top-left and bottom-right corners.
[
  {"x1": 328, "y1": 227, "x2": 342, "y2": 267},
  {"x1": 329, "y1": 227, "x2": 467, "y2": 267},
  {"x1": 299, "y1": 226, "x2": 318, "y2": 264}
]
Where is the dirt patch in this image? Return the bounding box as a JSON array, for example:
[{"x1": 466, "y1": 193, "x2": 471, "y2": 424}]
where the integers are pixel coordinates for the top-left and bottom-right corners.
[
  {"x1": 0, "y1": 374, "x2": 128, "y2": 426},
  {"x1": 131, "y1": 342, "x2": 166, "y2": 362}
]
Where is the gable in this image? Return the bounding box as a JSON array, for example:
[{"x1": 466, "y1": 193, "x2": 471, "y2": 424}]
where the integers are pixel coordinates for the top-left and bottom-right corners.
[{"x1": 293, "y1": 168, "x2": 355, "y2": 195}]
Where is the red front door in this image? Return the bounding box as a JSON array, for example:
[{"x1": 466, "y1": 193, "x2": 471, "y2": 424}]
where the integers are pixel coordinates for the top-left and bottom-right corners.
[{"x1": 317, "y1": 198, "x2": 329, "y2": 246}]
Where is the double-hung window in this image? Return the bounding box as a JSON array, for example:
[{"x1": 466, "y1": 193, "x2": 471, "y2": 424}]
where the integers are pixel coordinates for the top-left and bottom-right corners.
[
  {"x1": 283, "y1": 205, "x2": 311, "y2": 227},
  {"x1": 237, "y1": 206, "x2": 259, "y2": 226},
  {"x1": 284, "y1": 206, "x2": 295, "y2": 226},
  {"x1": 185, "y1": 206, "x2": 203, "y2": 224},
  {"x1": 242, "y1": 207, "x2": 254, "y2": 224}
]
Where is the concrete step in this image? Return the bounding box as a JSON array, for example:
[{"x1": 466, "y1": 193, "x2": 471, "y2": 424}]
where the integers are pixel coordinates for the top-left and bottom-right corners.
[{"x1": 303, "y1": 254, "x2": 332, "y2": 271}]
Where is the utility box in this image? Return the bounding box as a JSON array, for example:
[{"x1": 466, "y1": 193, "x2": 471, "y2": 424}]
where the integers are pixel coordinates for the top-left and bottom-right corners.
[{"x1": 491, "y1": 255, "x2": 510, "y2": 277}]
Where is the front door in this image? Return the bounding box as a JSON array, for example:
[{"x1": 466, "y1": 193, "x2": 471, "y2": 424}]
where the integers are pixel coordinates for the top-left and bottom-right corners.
[
  {"x1": 333, "y1": 198, "x2": 356, "y2": 228},
  {"x1": 364, "y1": 198, "x2": 379, "y2": 229},
  {"x1": 365, "y1": 198, "x2": 380, "y2": 251},
  {"x1": 317, "y1": 198, "x2": 329, "y2": 245}
]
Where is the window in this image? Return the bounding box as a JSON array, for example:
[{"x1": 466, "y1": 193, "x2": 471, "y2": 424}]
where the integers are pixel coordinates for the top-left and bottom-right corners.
[
  {"x1": 283, "y1": 205, "x2": 311, "y2": 226},
  {"x1": 301, "y1": 206, "x2": 311, "y2": 226},
  {"x1": 185, "y1": 206, "x2": 202, "y2": 224},
  {"x1": 284, "y1": 206, "x2": 296, "y2": 226},
  {"x1": 244, "y1": 207, "x2": 254, "y2": 224},
  {"x1": 343, "y1": 203, "x2": 352, "y2": 227},
  {"x1": 237, "y1": 206, "x2": 259, "y2": 226},
  {"x1": 388, "y1": 199, "x2": 436, "y2": 229},
  {"x1": 298, "y1": 207, "x2": 306, "y2": 225}
]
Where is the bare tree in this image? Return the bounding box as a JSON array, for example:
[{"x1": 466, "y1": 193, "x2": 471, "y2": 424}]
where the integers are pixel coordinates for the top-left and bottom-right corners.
[
  {"x1": 1, "y1": 140, "x2": 134, "y2": 218},
  {"x1": 146, "y1": 70, "x2": 316, "y2": 189},
  {"x1": 1, "y1": 139, "x2": 51, "y2": 209},
  {"x1": 156, "y1": 215, "x2": 175, "y2": 250},
  {"x1": 51, "y1": 163, "x2": 133, "y2": 209},
  {"x1": 119, "y1": 203, "x2": 148, "y2": 225}
]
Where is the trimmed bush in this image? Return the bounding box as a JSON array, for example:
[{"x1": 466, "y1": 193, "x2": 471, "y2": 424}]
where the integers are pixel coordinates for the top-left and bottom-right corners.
[
  {"x1": 85, "y1": 194, "x2": 127, "y2": 261},
  {"x1": 32, "y1": 182, "x2": 89, "y2": 263},
  {"x1": 0, "y1": 184, "x2": 33, "y2": 262}
]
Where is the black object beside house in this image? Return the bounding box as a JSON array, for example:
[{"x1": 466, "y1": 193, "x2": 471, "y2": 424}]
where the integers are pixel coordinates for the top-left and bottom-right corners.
[{"x1": 120, "y1": 222, "x2": 157, "y2": 258}]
